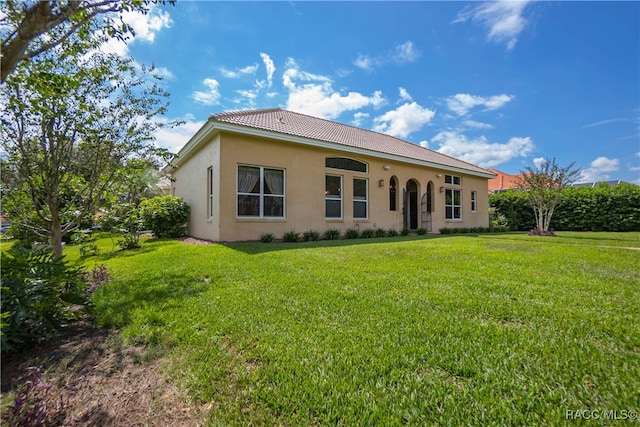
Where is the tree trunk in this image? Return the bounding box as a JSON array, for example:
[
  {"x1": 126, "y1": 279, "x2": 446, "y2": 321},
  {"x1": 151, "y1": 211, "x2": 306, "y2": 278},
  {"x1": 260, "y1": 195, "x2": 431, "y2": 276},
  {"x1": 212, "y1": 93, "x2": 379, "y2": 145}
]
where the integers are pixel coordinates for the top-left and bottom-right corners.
[
  {"x1": 50, "y1": 215, "x2": 64, "y2": 260},
  {"x1": 1, "y1": 2, "x2": 53, "y2": 83}
]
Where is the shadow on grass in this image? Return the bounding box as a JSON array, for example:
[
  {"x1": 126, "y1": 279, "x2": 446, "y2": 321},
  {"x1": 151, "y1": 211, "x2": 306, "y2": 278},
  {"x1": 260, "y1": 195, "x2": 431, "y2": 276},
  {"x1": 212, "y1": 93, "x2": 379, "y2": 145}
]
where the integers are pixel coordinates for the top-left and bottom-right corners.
[
  {"x1": 481, "y1": 231, "x2": 640, "y2": 248},
  {"x1": 94, "y1": 270, "x2": 208, "y2": 330},
  {"x1": 224, "y1": 233, "x2": 454, "y2": 255}
]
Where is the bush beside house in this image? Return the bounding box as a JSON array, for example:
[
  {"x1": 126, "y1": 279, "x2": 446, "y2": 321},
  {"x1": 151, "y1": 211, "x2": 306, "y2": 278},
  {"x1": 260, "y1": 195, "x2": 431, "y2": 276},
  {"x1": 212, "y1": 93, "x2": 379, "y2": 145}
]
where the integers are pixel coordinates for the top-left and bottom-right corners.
[
  {"x1": 490, "y1": 183, "x2": 640, "y2": 232},
  {"x1": 138, "y1": 195, "x2": 190, "y2": 238}
]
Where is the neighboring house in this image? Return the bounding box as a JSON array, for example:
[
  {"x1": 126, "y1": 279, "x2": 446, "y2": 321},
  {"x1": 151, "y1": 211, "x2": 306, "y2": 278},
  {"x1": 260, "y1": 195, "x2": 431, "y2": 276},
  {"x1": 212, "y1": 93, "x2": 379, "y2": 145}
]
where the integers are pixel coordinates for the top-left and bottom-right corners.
[
  {"x1": 157, "y1": 176, "x2": 172, "y2": 195},
  {"x1": 487, "y1": 168, "x2": 524, "y2": 194},
  {"x1": 166, "y1": 108, "x2": 496, "y2": 242},
  {"x1": 571, "y1": 180, "x2": 635, "y2": 188}
]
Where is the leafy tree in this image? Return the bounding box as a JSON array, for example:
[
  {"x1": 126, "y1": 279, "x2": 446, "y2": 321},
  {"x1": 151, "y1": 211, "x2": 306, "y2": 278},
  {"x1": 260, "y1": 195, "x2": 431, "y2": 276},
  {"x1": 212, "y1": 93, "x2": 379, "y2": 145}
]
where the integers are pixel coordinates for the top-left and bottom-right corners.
[
  {"x1": 517, "y1": 158, "x2": 581, "y2": 234},
  {"x1": 0, "y1": 34, "x2": 173, "y2": 259},
  {"x1": 0, "y1": 0, "x2": 174, "y2": 82}
]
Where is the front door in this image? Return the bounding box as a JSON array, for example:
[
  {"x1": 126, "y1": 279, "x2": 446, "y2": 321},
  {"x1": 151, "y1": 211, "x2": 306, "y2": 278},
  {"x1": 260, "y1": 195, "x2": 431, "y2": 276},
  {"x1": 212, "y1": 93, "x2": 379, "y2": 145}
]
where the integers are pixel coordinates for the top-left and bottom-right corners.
[{"x1": 405, "y1": 179, "x2": 419, "y2": 230}]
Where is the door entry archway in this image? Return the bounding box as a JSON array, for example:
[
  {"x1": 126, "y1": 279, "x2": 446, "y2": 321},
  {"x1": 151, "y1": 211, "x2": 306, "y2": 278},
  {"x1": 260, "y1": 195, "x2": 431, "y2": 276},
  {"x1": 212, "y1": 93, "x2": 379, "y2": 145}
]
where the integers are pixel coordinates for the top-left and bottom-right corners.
[{"x1": 403, "y1": 179, "x2": 419, "y2": 230}]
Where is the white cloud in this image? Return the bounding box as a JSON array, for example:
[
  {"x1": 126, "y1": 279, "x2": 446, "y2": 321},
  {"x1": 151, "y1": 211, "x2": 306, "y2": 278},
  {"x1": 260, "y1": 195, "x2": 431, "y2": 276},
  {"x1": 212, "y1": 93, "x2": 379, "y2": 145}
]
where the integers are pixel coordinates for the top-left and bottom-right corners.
[
  {"x1": 579, "y1": 156, "x2": 620, "y2": 182},
  {"x1": 463, "y1": 119, "x2": 493, "y2": 129},
  {"x1": 154, "y1": 115, "x2": 206, "y2": 153},
  {"x1": 533, "y1": 157, "x2": 546, "y2": 169},
  {"x1": 192, "y1": 78, "x2": 221, "y2": 106},
  {"x1": 431, "y1": 131, "x2": 534, "y2": 168},
  {"x1": 352, "y1": 112, "x2": 369, "y2": 127},
  {"x1": 398, "y1": 87, "x2": 413, "y2": 102},
  {"x1": 100, "y1": 6, "x2": 172, "y2": 56},
  {"x1": 419, "y1": 140, "x2": 429, "y2": 148},
  {"x1": 393, "y1": 41, "x2": 419, "y2": 64},
  {"x1": 454, "y1": 1, "x2": 531, "y2": 51},
  {"x1": 372, "y1": 102, "x2": 436, "y2": 138},
  {"x1": 283, "y1": 58, "x2": 385, "y2": 119},
  {"x1": 354, "y1": 54, "x2": 373, "y2": 71},
  {"x1": 220, "y1": 64, "x2": 259, "y2": 79},
  {"x1": 354, "y1": 40, "x2": 420, "y2": 71},
  {"x1": 260, "y1": 53, "x2": 276, "y2": 88},
  {"x1": 123, "y1": 7, "x2": 172, "y2": 43},
  {"x1": 446, "y1": 93, "x2": 514, "y2": 116},
  {"x1": 151, "y1": 66, "x2": 174, "y2": 80}
]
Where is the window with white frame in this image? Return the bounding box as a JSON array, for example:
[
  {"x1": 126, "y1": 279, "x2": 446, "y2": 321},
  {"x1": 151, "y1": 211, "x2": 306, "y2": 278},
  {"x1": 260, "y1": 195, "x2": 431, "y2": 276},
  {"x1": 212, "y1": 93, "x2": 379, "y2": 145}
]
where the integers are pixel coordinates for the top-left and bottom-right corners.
[
  {"x1": 237, "y1": 165, "x2": 285, "y2": 218},
  {"x1": 325, "y1": 175, "x2": 342, "y2": 219},
  {"x1": 471, "y1": 191, "x2": 477, "y2": 212},
  {"x1": 445, "y1": 188, "x2": 462, "y2": 220},
  {"x1": 445, "y1": 174, "x2": 461, "y2": 185},
  {"x1": 207, "y1": 166, "x2": 214, "y2": 219},
  {"x1": 353, "y1": 178, "x2": 368, "y2": 219}
]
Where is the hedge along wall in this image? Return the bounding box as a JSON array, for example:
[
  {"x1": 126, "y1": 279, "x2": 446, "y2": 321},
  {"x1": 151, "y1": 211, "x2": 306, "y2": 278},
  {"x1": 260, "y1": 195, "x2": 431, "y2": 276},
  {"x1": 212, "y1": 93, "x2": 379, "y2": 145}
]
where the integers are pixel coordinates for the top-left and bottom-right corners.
[{"x1": 489, "y1": 184, "x2": 640, "y2": 232}]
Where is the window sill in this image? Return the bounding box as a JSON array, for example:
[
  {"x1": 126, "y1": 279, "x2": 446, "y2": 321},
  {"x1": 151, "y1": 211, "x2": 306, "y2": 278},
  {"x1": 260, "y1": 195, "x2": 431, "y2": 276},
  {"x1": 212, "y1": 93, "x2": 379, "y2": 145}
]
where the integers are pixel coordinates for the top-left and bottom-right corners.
[{"x1": 236, "y1": 217, "x2": 286, "y2": 222}]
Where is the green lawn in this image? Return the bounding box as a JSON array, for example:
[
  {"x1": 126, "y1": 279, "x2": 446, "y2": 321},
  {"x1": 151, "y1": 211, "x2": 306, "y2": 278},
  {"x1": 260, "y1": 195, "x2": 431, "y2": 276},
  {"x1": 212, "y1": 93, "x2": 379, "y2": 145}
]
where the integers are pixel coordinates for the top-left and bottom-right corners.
[{"x1": 74, "y1": 232, "x2": 639, "y2": 425}]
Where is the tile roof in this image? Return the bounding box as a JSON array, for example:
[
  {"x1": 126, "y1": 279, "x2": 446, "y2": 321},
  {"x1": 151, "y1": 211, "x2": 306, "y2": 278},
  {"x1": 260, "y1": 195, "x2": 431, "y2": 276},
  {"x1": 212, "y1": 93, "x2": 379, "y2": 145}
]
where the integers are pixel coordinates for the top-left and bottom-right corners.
[
  {"x1": 206, "y1": 108, "x2": 494, "y2": 177},
  {"x1": 487, "y1": 168, "x2": 525, "y2": 193}
]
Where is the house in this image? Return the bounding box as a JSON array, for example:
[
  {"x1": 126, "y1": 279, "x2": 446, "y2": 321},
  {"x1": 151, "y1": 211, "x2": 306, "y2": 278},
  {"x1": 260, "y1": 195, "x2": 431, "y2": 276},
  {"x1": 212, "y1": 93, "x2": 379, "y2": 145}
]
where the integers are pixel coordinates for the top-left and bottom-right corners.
[
  {"x1": 166, "y1": 108, "x2": 496, "y2": 242},
  {"x1": 571, "y1": 180, "x2": 635, "y2": 188},
  {"x1": 487, "y1": 168, "x2": 524, "y2": 194}
]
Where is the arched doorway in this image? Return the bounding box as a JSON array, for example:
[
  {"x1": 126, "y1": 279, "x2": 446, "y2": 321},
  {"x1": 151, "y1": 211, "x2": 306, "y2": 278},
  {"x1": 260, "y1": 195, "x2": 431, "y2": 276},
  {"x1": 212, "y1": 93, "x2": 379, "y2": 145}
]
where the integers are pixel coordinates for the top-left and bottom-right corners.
[{"x1": 403, "y1": 179, "x2": 419, "y2": 230}]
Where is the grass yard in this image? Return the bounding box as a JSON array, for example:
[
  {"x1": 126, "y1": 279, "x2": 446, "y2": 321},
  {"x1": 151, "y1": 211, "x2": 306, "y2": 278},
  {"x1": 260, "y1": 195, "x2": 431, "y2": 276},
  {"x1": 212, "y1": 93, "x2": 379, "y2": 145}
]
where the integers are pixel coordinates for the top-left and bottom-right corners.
[{"x1": 72, "y1": 232, "x2": 640, "y2": 425}]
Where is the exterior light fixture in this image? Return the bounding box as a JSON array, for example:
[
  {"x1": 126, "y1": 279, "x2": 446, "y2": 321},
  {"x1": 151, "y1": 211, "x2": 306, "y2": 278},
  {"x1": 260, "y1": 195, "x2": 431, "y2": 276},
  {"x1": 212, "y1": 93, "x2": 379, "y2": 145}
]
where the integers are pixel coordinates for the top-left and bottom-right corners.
[
  {"x1": 383, "y1": 165, "x2": 391, "y2": 170},
  {"x1": 378, "y1": 179, "x2": 385, "y2": 187}
]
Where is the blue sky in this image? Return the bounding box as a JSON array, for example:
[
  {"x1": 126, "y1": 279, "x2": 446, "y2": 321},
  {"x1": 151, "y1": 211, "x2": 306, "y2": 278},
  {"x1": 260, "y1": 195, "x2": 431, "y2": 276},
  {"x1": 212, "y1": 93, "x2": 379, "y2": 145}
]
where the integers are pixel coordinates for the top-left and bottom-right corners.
[{"x1": 112, "y1": 1, "x2": 639, "y2": 184}]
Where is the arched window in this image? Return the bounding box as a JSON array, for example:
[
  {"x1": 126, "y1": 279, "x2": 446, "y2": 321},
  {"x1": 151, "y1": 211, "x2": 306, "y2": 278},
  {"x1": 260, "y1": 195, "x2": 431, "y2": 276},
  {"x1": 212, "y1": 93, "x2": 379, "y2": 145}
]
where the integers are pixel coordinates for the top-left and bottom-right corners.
[
  {"x1": 389, "y1": 176, "x2": 397, "y2": 211},
  {"x1": 325, "y1": 157, "x2": 367, "y2": 173}
]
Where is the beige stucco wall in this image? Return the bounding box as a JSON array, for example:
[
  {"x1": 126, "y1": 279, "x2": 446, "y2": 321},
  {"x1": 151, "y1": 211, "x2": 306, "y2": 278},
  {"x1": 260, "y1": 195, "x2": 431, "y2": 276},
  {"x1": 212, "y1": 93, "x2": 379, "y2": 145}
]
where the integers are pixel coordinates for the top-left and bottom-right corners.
[
  {"x1": 172, "y1": 132, "x2": 490, "y2": 242},
  {"x1": 171, "y1": 134, "x2": 221, "y2": 241}
]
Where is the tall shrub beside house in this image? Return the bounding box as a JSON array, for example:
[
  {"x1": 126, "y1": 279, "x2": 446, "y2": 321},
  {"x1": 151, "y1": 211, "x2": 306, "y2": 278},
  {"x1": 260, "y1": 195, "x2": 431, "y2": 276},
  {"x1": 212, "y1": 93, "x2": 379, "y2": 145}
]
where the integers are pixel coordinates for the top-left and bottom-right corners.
[
  {"x1": 490, "y1": 183, "x2": 640, "y2": 232},
  {"x1": 139, "y1": 195, "x2": 190, "y2": 238},
  {"x1": 489, "y1": 191, "x2": 534, "y2": 231},
  {"x1": 551, "y1": 183, "x2": 640, "y2": 231}
]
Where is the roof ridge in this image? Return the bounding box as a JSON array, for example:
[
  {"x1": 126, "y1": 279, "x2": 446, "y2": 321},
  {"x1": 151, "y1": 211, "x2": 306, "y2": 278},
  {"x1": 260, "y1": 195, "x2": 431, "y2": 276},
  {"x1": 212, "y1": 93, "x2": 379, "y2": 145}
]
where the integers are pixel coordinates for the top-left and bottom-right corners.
[{"x1": 210, "y1": 107, "x2": 282, "y2": 121}]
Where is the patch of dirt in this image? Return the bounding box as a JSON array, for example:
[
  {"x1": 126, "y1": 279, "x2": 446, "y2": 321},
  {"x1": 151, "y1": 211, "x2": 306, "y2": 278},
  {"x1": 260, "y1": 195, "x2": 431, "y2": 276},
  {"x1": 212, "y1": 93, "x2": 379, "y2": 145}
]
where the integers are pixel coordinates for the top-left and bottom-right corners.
[
  {"x1": 1, "y1": 319, "x2": 205, "y2": 426},
  {"x1": 177, "y1": 237, "x2": 213, "y2": 245}
]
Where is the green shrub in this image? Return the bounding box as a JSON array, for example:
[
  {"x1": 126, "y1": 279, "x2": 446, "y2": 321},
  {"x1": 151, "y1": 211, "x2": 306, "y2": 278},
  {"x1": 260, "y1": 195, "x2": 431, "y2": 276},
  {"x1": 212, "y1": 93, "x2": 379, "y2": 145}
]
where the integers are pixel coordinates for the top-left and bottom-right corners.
[
  {"x1": 416, "y1": 228, "x2": 427, "y2": 235},
  {"x1": 344, "y1": 228, "x2": 360, "y2": 239},
  {"x1": 117, "y1": 232, "x2": 142, "y2": 250},
  {"x1": 375, "y1": 228, "x2": 387, "y2": 238},
  {"x1": 0, "y1": 247, "x2": 87, "y2": 354},
  {"x1": 489, "y1": 184, "x2": 640, "y2": 232},
  {"x1": 489, "y1": 190, "x2": 533, "y2": 231},
  {"x1": 302, "y1": 230, "x2": 320, "y2": 242},
  {"x1": 282, "y1": 231, "x2": 300, "y2": 243},
  {"x1": 387, "y1": 229, "x2": 398, "y2": 237},
  {"x1": 401, "y1": 228, "x2": 410, "y2": 236},
  {"x1": 489, "y1": 207, "x2": 510, "y2": 232},
  {"x1": 360, "y1": 229, "x2": 375, "y2": 238},
  {"x1": 323, "y1": 228, "x2": 342, "y2": 240},
  {"x1": 138, "y1": 196, "x2": 190, "y2": 238},
  {"x1": 260, "y1": 233, "x2": 275, "y2": 243}
]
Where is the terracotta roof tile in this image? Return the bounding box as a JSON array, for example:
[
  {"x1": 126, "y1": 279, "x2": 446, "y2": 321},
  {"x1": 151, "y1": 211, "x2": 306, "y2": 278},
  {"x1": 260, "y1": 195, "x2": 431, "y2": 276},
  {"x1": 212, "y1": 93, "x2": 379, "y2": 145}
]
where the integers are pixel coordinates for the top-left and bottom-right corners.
[{"x1": 210, "y1": 108, "x2": 494, "y2": 176}]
